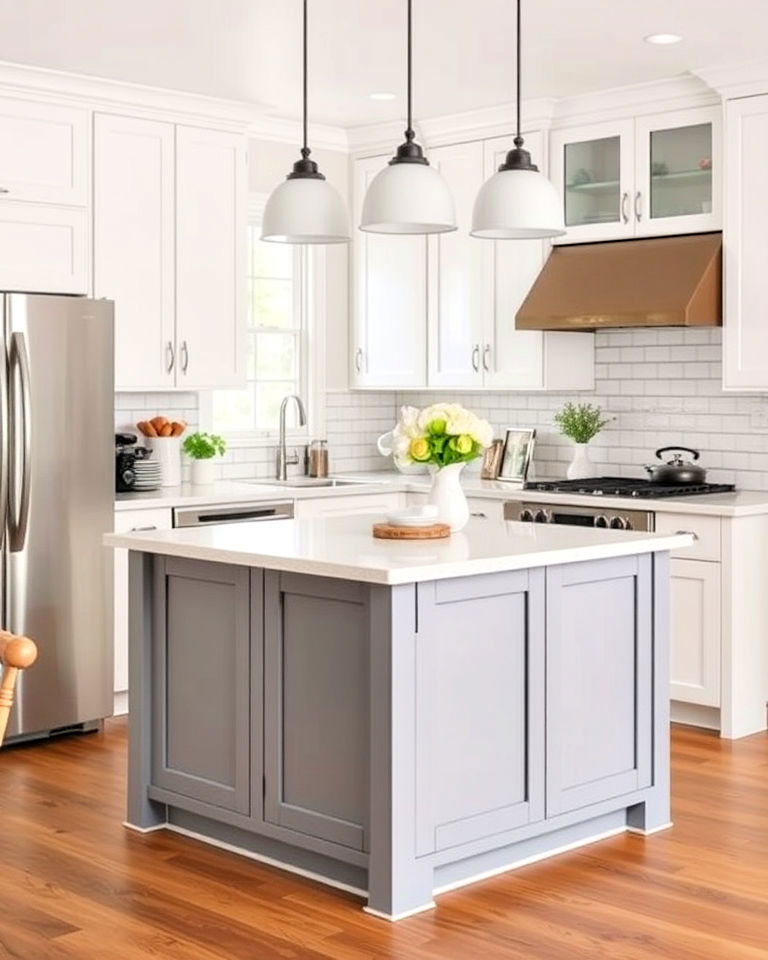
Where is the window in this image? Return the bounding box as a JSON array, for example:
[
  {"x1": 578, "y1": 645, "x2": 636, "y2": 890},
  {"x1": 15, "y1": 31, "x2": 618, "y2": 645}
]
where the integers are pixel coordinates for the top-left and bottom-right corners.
[{"x1": 206, "y1": 210, "x2": 319, "y2": 442}]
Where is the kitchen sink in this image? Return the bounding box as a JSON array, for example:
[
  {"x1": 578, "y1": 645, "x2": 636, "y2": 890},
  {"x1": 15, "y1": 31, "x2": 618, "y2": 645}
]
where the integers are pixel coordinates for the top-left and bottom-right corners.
[{"x1": 241, "y1": 477, "x2": 382, "y2": 489}]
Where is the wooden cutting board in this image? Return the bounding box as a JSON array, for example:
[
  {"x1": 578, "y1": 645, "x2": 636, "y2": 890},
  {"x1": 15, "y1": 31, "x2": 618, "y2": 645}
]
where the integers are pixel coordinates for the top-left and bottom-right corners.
[{"x1": 373, "y1": 522, "x2": 451, "y2": 540}]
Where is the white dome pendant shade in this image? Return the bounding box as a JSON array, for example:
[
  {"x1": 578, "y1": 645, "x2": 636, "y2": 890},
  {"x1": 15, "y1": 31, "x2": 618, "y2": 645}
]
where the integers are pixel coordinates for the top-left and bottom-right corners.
[
  {"x1": 262, "y1": 153, "x2": 350, "y2": 244},
  {"x1": 471, "y1": 0, "x2": 565, "y2": 241},
  {"x1": 261, "y1": 0, "x2": 350, "y2": 245},
  {"x1": 359, "y1": 0, "x2": 456, "y2": 236},
  {"x1": 471, "y1": 137, "x2": 565, "y2": 239}
]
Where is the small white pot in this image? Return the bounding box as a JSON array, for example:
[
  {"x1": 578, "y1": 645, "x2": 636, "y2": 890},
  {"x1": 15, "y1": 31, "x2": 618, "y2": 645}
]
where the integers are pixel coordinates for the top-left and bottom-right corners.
[
  {"x1": 190, "y1": 458, "x2": 217, "y2": 485},
  {"x1": 146, "y1": 436, "x2": 181, "y2": 487},
  {"x1": 427, "y1": 462, "x2": 469, "y2": 532},
  {"x1": 566, "y1": 442, "x2": 596, "y2": 480}
]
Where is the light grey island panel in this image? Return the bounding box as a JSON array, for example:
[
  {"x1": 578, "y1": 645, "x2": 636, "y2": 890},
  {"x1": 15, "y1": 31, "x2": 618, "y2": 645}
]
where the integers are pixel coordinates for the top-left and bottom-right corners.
[
  {"x1": 415, "y1": 569, "x2": 546, "y2": 855},
  {"x1": 263, "y1": 570, "x2": 370, "y2": 851},
  {"x1": 151, "y1": 556, "x2": 251, "y2": 815},
  {"x1": 546, "y1": 554, "x2": 653, "y2": 817}
]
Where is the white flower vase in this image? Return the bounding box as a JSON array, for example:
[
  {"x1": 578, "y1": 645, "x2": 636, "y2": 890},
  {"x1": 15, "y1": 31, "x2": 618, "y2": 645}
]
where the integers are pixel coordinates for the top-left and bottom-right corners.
[
  {"x1": 190, "y1": 458, "x2": 216, "y2": 485},
  {"x1": 427, "y1": 463, "x2": 470, "y2": 532},
  {"x1": 566, "y1": 442, "x2": 596, "y2": 480}
]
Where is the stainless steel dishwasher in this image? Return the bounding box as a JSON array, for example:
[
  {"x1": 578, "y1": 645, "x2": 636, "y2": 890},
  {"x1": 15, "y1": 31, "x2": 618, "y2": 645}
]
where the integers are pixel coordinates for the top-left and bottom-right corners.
[{"x1": 173, "y1": 501, "x2": 294, "y2": 528}]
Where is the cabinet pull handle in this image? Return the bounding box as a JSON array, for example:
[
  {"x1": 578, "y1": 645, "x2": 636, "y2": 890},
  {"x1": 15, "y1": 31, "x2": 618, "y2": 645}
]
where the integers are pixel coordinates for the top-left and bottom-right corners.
[
  {"x1": 0, "y1": 188, "x2": 9, "y2": 195},
  {"x1": 483, "y1": 344, "x2": 491, "y2": 372},
  {"x1": 634, "y1": 191, "x2": 642, "y2": 222},
  {"x1": 165, "y1": 340, "x2": 175, "y2": 373},
  {"x1": 471, "y1": 344, "x2": 480, "y2": 372},
  {"x1": 470, "y1": 511, "x2": 487, "y2": 519},
  {"x1": 131, "y1": 526, "x2": 158, "y2": 532},
  {"x1": 674, "y1": 529, "x2": 699, "y2": 540},
  {"x1": 180, "y1": 340, "x2": 189, "y2": 374},
  {"x1": 621, "y1": 191, "x2": 629, "y2": 224},
  {"x1": 355, "y1": 347, "x2": 363, "y2": 373}
]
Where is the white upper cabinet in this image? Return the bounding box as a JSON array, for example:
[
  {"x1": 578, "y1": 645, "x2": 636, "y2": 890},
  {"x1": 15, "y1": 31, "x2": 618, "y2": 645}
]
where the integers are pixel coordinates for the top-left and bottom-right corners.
[
  {"x1": 175, "y1": 125, "x2": 247, "y2": 390},
  {"x1": 94, "y1": 114, "x2": 175, "y2": 390},
  {"x1": 0, "y1": 203, "x2": 89, "y2": 295},
  {"x1": 351, "y1": 154, "x2": 428, "y2": 388},
  {"x1": 0, "y1": 98, "x2": 89, "y2": 205},
  {"x1": 551, "y1": 106, "x2": 721, "y2": 244},
  {"x1": 427, "y1": 140, "x2": 487, "y2": 387},
  {"x1": 723, "y1": 95, "x2": 768, "y2": 391}
]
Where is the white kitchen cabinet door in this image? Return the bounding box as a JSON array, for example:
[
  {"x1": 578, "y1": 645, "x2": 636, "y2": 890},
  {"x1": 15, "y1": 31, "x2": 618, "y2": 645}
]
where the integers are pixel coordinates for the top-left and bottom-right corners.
[
  {"x1": 550, "y1": 119, "x2": 635, "y2": 244},
  {"x1": 176, "y1": 125, "x2": 247, "y2": 389},
  {"x1": 669, "y1": 558, "x2": 721, "y2": 707},
  {"x1": 0, "y1": 97, "x2": 89, "y2": 205},
  {"x1": 351, "y1": 154, "x2": 427, "y2": 387},
  {"x1": 723, "y1": 95, "x2": 768, "y2": 391},
  {"x1": 0, "y1": 202, "x2": 88, "y2": 294},
  {"x1": 94, "y1": 114, "x2": 175, "y2": 390},
  {"x1": 427, "y1": 141, "x2": 487, "y2": 387},
  {"x1": 113, "y1": 507, "x2": 173, "y2": 712},
  {"x1": 294, "y1": 492, "x2": 404, "y2": 519},
  {"x1": 634, "y1": 106, "x2": 721, "y2": 237}
]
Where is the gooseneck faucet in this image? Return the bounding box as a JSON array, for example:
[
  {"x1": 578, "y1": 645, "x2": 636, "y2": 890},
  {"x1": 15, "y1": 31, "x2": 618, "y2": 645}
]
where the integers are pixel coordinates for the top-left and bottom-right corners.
[{"x1": 276, "y1": 394, "x2": 307, "y2": 480}]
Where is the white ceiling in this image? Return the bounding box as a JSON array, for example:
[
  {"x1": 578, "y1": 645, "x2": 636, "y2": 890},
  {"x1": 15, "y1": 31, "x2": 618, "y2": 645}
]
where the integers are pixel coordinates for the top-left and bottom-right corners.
[{"x1": 0, "y1": 0, "x2": 766, "y2": 128}]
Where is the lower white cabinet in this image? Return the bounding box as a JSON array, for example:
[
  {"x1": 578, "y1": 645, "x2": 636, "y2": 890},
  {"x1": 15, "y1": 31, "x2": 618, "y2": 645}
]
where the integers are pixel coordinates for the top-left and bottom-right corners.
[
  {"x1": 294, "y1": 493, "x2": 404, "y2": 519},
  {"x1": 668, "y1": 558, "x2": 721, "y2": 707},
  {"x1": 113, "y1": 507, "x2": 173, "y2": 713},
  {"x1": 0, "y1": 202, "x2": 88, "y2": 294}
]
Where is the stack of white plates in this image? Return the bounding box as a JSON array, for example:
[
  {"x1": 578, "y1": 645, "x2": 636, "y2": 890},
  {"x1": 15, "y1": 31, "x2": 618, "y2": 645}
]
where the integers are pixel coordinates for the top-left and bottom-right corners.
[
  {"x1": 384, "y1": 505, "x2": 439, "y2": 528},
  {"x1": 132, "y1": 458, "x2": 162, "y2": 491}
]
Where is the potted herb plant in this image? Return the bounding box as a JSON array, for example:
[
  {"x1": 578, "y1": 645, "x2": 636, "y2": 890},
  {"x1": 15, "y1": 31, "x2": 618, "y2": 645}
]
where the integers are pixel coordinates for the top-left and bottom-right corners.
[
  {"x1": 182, "y1": 432, "x2": 226, "y2": 485},
  {"x1": 553, "y1": 402, "x2": 610, "y2": 480}
]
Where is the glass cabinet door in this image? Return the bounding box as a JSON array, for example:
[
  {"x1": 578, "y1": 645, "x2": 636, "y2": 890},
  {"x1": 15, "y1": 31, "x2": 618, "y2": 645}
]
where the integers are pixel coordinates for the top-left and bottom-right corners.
[{"x1": 635, "y1": 106, "x2": 721, "y2": 236}]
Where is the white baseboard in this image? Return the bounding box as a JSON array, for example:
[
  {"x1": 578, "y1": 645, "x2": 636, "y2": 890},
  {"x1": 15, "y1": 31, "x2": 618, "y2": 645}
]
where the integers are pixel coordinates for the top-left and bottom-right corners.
[
  {"x1": 113, "y1": 691, "x2": 129, "y2": 716},
  {"x1": 627, "y1": 821, "x2": 674, "y2": 836},
  {"x1": 122, "y1": 820, "x2": 166, "y2": 834},
  {"x1": 363, "y1": 902, "x2": 437, "y2": 922}
]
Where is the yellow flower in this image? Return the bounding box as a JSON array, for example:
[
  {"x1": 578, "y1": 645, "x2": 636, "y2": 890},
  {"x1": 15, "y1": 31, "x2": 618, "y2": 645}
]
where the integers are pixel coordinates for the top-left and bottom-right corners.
[
  {"x1": 455, "y1": 434, "x2": 473, "y2": 455},
  {"x1": 409, "y1": 437, "x2": 431, "y2": 461}
]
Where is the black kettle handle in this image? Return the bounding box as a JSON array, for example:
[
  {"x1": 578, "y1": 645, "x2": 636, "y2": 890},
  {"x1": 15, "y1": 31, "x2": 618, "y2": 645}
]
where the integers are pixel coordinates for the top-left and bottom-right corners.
[{"x1": 655, "y1": 446, "x2": 700, "y2": 461}]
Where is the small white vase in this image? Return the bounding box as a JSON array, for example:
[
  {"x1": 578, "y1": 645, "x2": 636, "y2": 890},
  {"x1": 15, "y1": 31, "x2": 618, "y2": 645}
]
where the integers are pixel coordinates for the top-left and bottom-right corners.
[
  {"x1": 427, "y1": 463, "x2": 469, "y2": 532},
  {"x1": 190, "y1": 458, "x2": 217, "y2": 485},
  {"x1": 566, "y1": 442, "x2": 596, "y2": 480},
  {"x1": 146, "y1": 436, "x2": 182, "y2": 487}
]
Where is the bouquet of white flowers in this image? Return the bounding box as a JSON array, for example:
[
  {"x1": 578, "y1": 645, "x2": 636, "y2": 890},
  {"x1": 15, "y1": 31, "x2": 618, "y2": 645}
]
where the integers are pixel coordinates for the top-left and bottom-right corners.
[{"x1": 390, "y1": 403, "x2": 493, "y2": 470}]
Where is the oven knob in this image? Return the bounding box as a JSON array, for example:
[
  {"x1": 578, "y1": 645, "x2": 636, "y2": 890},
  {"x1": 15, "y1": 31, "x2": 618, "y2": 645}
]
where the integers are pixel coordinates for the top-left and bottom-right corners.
[
  {"x1": 594, "y1": 515, "x2": 609, "y2": 528},
  {"x1": 519, "y1": 509, "x2": 534, "y2": 522},
  {"x1": 610, "y1": 517, "x2": 627, "y2": 530},
  {"x1": 534, "y1": 510, "x2": 550, "y2": 524}
]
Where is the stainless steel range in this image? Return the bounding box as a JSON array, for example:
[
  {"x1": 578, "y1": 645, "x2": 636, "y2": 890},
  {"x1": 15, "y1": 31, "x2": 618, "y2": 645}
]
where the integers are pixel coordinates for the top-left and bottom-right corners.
[{"x1": 504, "y1": 475, "x2": 736, "y2": 532}]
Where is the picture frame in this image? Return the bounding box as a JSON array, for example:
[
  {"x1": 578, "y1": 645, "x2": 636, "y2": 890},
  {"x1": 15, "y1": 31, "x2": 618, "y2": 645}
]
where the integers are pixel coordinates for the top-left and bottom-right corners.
[{"x1": 498, "y1": 428, "x2": 536, "y2": 483}]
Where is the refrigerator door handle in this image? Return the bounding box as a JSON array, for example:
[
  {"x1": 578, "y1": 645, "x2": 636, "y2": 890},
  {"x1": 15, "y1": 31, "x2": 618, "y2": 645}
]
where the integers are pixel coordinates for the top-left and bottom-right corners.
[
  {"x1": 0, "y1": 325, "x2": 8, "y2": 551},
  {"x1": 9, "y1": 332, "x2": 31, "y2": 553}
]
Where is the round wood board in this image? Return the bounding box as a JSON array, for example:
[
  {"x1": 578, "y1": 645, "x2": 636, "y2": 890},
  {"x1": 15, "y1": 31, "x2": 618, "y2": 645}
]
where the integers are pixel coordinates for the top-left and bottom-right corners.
[{"x1": 373, "y1": 522, "x2": 451, "y2": 540}]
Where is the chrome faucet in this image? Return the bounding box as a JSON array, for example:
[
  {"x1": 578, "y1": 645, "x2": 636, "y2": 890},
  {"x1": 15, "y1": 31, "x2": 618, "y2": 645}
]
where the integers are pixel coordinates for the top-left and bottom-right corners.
[{"x1": 276, "y1": 394, "x2": 307, "y2": 480}]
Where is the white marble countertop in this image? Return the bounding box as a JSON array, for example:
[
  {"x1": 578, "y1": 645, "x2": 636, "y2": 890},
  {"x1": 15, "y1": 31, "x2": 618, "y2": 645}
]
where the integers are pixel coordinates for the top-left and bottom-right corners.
[
  {"x1": 114, "y1": 470, "x2": 768, "y2": 518},
  {"x1": 104, "y1": 514, "x2": 692, "y2": 586}
]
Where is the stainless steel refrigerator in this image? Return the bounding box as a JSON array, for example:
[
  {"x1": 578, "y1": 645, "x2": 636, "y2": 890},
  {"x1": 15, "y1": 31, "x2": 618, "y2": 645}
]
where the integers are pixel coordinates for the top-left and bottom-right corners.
[{"x1": 3, "y1": 293, "x2": 114, "y2": 742}]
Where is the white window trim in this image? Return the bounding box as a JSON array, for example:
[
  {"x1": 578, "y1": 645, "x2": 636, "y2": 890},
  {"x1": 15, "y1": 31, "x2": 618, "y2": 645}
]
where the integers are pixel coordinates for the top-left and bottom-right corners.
[{"x1": 199, "y1": 193, "x2": 326, "y2": 449}]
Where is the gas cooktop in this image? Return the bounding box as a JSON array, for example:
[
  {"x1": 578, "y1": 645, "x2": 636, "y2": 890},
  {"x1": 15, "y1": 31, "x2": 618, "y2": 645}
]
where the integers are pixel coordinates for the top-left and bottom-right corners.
[{"x1": 524, "y1": 477, "x2": 736, "y2": 499}]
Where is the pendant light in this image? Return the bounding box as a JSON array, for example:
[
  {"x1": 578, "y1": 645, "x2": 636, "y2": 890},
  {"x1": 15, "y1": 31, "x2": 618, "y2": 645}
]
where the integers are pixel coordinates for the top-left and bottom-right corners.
[
  {"x1": 471, "y1": 0, "x2": 565, "y2": 239},
  {"x1": 360, "y1": 0, "x2": 456, "y2": 235},
  {"x1": 262, "y1": 0, "x2": 350, "y2": 244}
]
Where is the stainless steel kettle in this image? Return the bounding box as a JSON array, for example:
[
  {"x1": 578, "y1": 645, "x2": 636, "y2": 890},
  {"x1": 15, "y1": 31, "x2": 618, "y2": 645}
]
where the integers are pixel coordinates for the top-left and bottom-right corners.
[{"x1": 645, "y1": 446, "x2": 706, "y2": 485}]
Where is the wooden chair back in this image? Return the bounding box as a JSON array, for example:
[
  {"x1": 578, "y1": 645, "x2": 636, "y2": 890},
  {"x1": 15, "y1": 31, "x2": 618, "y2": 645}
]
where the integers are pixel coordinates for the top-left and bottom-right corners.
[{"x1": 0, "y1": 631, "x2": 38, "y2": 746}]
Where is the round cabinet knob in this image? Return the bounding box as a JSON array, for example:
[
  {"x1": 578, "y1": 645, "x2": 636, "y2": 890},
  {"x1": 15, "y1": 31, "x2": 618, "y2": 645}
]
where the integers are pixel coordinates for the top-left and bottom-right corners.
[
  {"x1": 610, "y1": 517, "x2": 627, "y2": 530},
  {"x1": 534, "y1": 510, "x2": 550, "y2": 524},
  {"x1": 519, "y1": 508, "x2": 534, "y2": 522},
  {"x1": 594, "y1": 515, "x2": 609, "y2": 528}
]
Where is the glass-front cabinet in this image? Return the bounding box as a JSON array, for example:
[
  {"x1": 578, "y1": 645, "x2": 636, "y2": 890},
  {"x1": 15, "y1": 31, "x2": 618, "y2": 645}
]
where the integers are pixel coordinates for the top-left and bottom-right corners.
[{"x1": 550, "y1": 106, "x2": 721, "y2": 244}]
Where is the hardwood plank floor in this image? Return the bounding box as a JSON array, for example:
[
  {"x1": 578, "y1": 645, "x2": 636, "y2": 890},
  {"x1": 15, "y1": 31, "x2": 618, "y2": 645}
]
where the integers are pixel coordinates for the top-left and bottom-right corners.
[{"x1": 1, "y1": 720, "x2": 766, "y2": 959}]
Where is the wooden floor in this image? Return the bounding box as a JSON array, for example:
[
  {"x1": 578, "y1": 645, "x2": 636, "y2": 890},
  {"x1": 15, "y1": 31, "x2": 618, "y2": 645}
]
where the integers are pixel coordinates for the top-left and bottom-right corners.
[{"x1": 1, "y1": 721, "x2": 767, "y2": 960}]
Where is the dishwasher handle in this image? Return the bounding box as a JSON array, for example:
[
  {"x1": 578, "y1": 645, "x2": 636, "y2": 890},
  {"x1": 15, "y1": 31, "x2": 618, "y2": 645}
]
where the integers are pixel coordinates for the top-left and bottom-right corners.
[{"x1": 174, "y1": 501, "x2": 294, "y2": 527}]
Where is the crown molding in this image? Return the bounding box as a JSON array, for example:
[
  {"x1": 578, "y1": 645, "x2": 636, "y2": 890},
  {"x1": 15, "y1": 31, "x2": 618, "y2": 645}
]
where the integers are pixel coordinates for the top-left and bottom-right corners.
[
  {"x1": 694, "y1": 60, "x2": 768, "y2": 99},
  {"x1": 347, "y1": 119, "x2": 409, "y2": 158},
  {"x1": 247, "y1": 114, "x2": 349, "y2": 152},
  {"x1": 420, "y1": 97, "x2": 557, "y2": 147},
  {"x1": 550, "y1": 74, "x2": 719, "y2": 129}
]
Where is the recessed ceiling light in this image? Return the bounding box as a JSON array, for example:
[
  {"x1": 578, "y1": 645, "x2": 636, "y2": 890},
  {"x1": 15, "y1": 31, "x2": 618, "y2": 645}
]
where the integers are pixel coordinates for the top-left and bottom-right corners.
[
  {"x1": 369, "y1": 92, "x2": 396, "y2": 101},
  {"x1": 644, "y1": 33, "x2": 682, "y2": 45}
]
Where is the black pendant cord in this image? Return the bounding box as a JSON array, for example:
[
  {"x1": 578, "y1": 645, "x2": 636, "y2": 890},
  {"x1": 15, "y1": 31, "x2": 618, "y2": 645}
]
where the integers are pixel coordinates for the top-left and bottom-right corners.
[
  {"x1": 515, "y1": 0, "x2": 522, "y2": 148},
  {"x1": 288, "y1": 0, "x2": 323, "y2": 179},
  {"x1": 390, "y1": 0, "x2": 427, "y2": 165},
  {"x1": 499, "y1": 0, "x2": 537, "y2": 173}
]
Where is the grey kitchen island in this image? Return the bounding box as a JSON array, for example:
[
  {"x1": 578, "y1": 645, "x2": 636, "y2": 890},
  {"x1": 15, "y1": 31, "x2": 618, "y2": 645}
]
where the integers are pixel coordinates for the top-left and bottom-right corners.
[{"x1": 105, "y1": 515, "x2": 691, "y2": 920}]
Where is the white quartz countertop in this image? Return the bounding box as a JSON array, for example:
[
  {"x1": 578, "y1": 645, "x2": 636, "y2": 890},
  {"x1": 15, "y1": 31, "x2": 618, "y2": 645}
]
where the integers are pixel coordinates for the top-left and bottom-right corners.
[
  {"x1": 104, "y1": 514, "x2": 692, "y2": 586},
  {"x1": 114, "y1": 471, "x2": 768, "y2": 518}
]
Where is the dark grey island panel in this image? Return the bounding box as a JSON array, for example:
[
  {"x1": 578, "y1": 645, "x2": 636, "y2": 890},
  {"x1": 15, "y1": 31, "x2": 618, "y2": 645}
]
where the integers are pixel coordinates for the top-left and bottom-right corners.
[{"x1": 127, "y1": 548, "x2": 670, "y2": 920}]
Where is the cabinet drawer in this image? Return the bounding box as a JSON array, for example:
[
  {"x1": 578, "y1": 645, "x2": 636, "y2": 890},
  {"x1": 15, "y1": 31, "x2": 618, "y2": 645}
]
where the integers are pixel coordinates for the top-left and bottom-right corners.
[
  {"x1": 655, "y1": 512, "x2": 721, "y2": 562},
  {"x1": 467, "y1": 498, "x2": 505, "y2": 524}
]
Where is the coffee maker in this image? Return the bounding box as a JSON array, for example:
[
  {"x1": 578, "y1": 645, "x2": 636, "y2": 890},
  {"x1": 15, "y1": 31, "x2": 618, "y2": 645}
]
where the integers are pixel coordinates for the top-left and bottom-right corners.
[{"x1": 115, "y1": 433, "x2": 138, "y2": 492}]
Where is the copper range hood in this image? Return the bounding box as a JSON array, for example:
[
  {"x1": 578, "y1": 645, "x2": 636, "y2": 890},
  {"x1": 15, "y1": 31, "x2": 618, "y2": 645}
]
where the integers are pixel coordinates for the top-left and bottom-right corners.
[{"x1": 516, "y1": 232, "x2": 722, "y2": 330}]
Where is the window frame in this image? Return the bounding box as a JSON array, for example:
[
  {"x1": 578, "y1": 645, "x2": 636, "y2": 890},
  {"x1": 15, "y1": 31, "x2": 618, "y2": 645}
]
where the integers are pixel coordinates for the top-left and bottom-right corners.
[{"x1": 199, "y1": 194, "x2": 326, "y2": 448}]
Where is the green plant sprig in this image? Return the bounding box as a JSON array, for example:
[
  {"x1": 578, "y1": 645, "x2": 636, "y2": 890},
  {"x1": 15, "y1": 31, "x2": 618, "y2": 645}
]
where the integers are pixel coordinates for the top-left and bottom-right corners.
[
  {"x1": 182, "y1": 432, "x2": 227, "y2": 460},
  {"x1": 553, "y1": 403, "x2": 610, "y2": 444}
]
